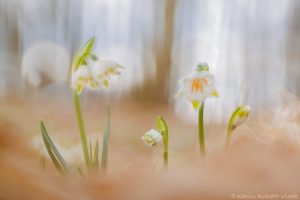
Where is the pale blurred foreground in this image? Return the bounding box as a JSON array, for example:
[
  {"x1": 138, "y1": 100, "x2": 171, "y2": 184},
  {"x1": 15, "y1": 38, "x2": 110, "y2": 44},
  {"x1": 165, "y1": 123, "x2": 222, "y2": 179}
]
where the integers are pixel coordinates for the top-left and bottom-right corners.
[{"x1": 0, "y1": 89, "x2": 300, "y2": 200}]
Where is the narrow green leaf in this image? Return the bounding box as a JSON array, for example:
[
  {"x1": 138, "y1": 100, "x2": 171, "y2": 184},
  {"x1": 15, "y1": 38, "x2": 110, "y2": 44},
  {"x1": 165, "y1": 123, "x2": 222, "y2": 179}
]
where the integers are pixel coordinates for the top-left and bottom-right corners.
[
  {"x1": 84, "y1": 37, "x2": 95, "y2": 55},
  {"x1": 157, "y1": 116, "x2": 169, "y2": 169},
  {"x1": 93, "y1": 138, "x2": 99, "y2": 169},
  {"x1": 157, "y1": 116, "x2": 167, "y2": 134},
  {"x1": 40, "y1": 121, "x2": 71, "y2": 175},
  {"x1": 101, "y1": 106, "x2": 111, "y2": 172},
  {"x1": 89, "y1": 138, "x2": 93, "y2": 162},
  {"x1": 40, "y1": 122, "x2": 64, "y2": 174},
  {"x1": 42, "y1": 134, "x2": 64, "y2": 174}
]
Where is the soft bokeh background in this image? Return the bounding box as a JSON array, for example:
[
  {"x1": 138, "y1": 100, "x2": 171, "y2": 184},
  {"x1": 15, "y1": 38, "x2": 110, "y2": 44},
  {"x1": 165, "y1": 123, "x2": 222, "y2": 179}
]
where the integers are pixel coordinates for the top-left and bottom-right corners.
[
  {"x1": 1, "y1": 1, "x2": 300, "y2": 199},
  {"x1": 1, "y1": 0, "x2": 300, "y2": 123}
]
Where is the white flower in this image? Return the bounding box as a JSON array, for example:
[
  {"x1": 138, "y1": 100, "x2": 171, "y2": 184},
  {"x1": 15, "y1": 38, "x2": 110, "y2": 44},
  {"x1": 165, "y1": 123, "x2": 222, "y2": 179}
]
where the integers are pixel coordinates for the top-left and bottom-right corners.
[
  {"x1": 71, "y1": 58, "x2": 124, "y2": 94},
  {"x1": 176, "y1": 62, "x2": 219, "y2": 110},
  {"x1": 142, "y1": 129, "x2": 163, "y2": 146},
  {"x1": 91, "y1": 59, "x2": 124, "y2": 88},
  {"x1": 71, "y1": 66, "x2": 99, "y2": 94},
  {"x1": 230, "y1": 105, "x2": 251, "y2": 129}
]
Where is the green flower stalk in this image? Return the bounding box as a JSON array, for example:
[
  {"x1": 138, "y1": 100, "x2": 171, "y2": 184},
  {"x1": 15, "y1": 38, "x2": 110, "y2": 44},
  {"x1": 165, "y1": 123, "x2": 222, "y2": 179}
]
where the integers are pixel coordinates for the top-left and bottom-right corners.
[
  {"x1": 73, "y1": 90, "x2": 91, "y2": 169},
  {"x1": 71, "y1": 37, "x2": 124, "y2": 172},
  {"x1": 176, "y1": 62, "x2": 219, "y2": 156},
  {"x1": 198, "y1": 102, "x2": 205, "y2": 155},
  {"x1": 39, "y1": 37, "x2": 124, "y2": 175},
  {"x1": 71, "y1": 37, "x2": 97, "y2": 170},
  {"x1": 225, "y1": 105, "x2": 251, "y2": 148},
  {"x1": 142, "y1": 116, "x2": 169, "y2": 169},
  {"x1": 101, "y1": 105, "x2": 111, "y2": 172}
]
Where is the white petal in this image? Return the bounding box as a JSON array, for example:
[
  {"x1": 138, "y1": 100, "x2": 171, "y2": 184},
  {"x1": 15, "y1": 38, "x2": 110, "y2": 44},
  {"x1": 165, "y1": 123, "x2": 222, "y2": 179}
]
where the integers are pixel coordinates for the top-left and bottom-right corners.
[
  {"x1": 176, "y1": 70, "x2": 218, "y2": 103},
  {"x1": 92, "y1": 59, "x2": 123, "y2": 76},
  {"x1": 71, "y1": 66, "x2": 92, "y2": 82}
]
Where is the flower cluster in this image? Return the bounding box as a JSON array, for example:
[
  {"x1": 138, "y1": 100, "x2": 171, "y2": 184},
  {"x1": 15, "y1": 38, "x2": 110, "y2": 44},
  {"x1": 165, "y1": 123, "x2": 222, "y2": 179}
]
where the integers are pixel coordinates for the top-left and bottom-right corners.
[
  {"x1": 40, "y1": 37, "x2": 252, "y2": 174},
  {"x1": 71, "y1": 59, "x2": 124, "y2": 94}
]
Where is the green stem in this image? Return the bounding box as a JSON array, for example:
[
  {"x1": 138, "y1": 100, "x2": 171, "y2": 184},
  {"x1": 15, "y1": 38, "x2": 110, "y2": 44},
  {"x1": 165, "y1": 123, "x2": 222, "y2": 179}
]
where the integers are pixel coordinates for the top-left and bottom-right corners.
[
  {"x1": 73, "y1": 90, "x2": 91, "y2": 169},
  {"x1": 101, "y1": 105, "x2": 111, "y2": 172},
  {"x1": 163, "y1": 124, "x2": 168, "y2": 170},
  {"x1": 225, "y1": 128, "x2": 233, "y2": 148},
  {"x1": 163, "y1": 144, "x2": 168, "y2": 170},
  {"x1": 198, "y1": 102, "x2": 205, "y2": 155}
]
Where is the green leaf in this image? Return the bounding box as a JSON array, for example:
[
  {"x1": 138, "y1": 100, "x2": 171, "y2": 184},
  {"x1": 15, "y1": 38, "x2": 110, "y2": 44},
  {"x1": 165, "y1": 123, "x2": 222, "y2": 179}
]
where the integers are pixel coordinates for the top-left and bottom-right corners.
[
  {"x1": 71, "y1": 37, "x2": 96, "y2": 73},
  {"x1": 93, "y1": 138, "x2": 99, "y2": 169},
  {"x1": 101, "y1": 106, "x2": 111, "y2": 172},
  {"x1": 89, "y1": 138, "x2": 93, "y2": 162},
  {"x1": 156, "y1": 116, "x2": 168, "y2": 169},
  {"x1": 40, "y1": 121, "x2": 71, "y2": 175},
  {"x1": 41, "y1": 131, "x2": 64, "y2": 174},
  {"x1": 157, "y1": 116, "x2": 167, "y2": 135}
]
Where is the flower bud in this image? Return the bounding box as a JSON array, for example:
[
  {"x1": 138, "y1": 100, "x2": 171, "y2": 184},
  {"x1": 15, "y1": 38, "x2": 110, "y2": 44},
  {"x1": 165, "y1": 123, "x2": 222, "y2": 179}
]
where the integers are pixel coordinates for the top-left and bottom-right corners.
[
  {"x1": 229, "y1": 105, "x2": 251, "y2": 130},
  {"x1": 196, "y1": 62, "x2": 209, "y2": 72},
  {"x1": 142, "y1": 129, "x2": 163, "y2": 146}
]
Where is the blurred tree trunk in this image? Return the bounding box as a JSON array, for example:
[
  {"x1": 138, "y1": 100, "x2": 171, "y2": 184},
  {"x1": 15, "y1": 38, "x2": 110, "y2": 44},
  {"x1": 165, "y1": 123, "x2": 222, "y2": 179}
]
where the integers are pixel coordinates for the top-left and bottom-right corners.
[
  {"x1": 286, "y1": 0, "x2": 300, "y2": 95},
  {"x1": 142, "y1": 0, "x2": 176, "y2": 103}
]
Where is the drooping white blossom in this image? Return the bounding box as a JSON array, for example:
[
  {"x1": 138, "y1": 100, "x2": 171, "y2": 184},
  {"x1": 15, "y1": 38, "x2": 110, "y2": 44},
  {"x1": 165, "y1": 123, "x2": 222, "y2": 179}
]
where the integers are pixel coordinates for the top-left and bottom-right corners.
[
  {"x1": 177, "y1": 62, "x2": 219, "y2": 110},
  {"x1": 71, "y1": 66, "x2": 99, "y2": 94},
  {"x1": 91, "y1": 59, "x2": 125, "y2": 88},
  {"x1": 71, "y1": 58, "x2": 124, "y2": 94}
]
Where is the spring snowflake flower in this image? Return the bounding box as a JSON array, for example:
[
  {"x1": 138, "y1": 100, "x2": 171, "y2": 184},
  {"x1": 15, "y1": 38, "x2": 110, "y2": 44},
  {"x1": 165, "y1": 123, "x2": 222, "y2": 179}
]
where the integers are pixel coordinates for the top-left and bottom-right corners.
[
  {"x1": 71, "y1": 66, "x2": 99, "y2": 94},
  {"x1": 176, "y1": 62, "x2": 219, "y2": 110},
  {"x1": 229, "y1": 105, "x2": 251, "y2": 130},
  {"x1": 92, "y1": 59, "x2": 125, "y2": 88},
  {"x1": 71, "y1": 59, "x2": 124, "y2": 94},
  {"x1": 142, "y1": 129, "x2": 163, "y2": 146}
]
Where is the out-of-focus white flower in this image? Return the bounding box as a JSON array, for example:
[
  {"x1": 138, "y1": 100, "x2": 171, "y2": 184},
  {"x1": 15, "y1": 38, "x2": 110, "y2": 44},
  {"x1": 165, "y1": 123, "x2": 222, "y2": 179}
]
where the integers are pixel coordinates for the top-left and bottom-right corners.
[
  {"x1": 142, "y1": 129, "x2": 163, "y2": 146},
  {"x1": 92, "y1": 59, "x2": 124, "y2": 88},
  {"x1": 176, "y1": 62, "x2": 219, "y2": 110},
  {"x1": 22, "y1": 42, "x2": 70, "y2": 87},
  {"x1": 229, "y1": 105, "x2": 251, "y2": 130}
]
